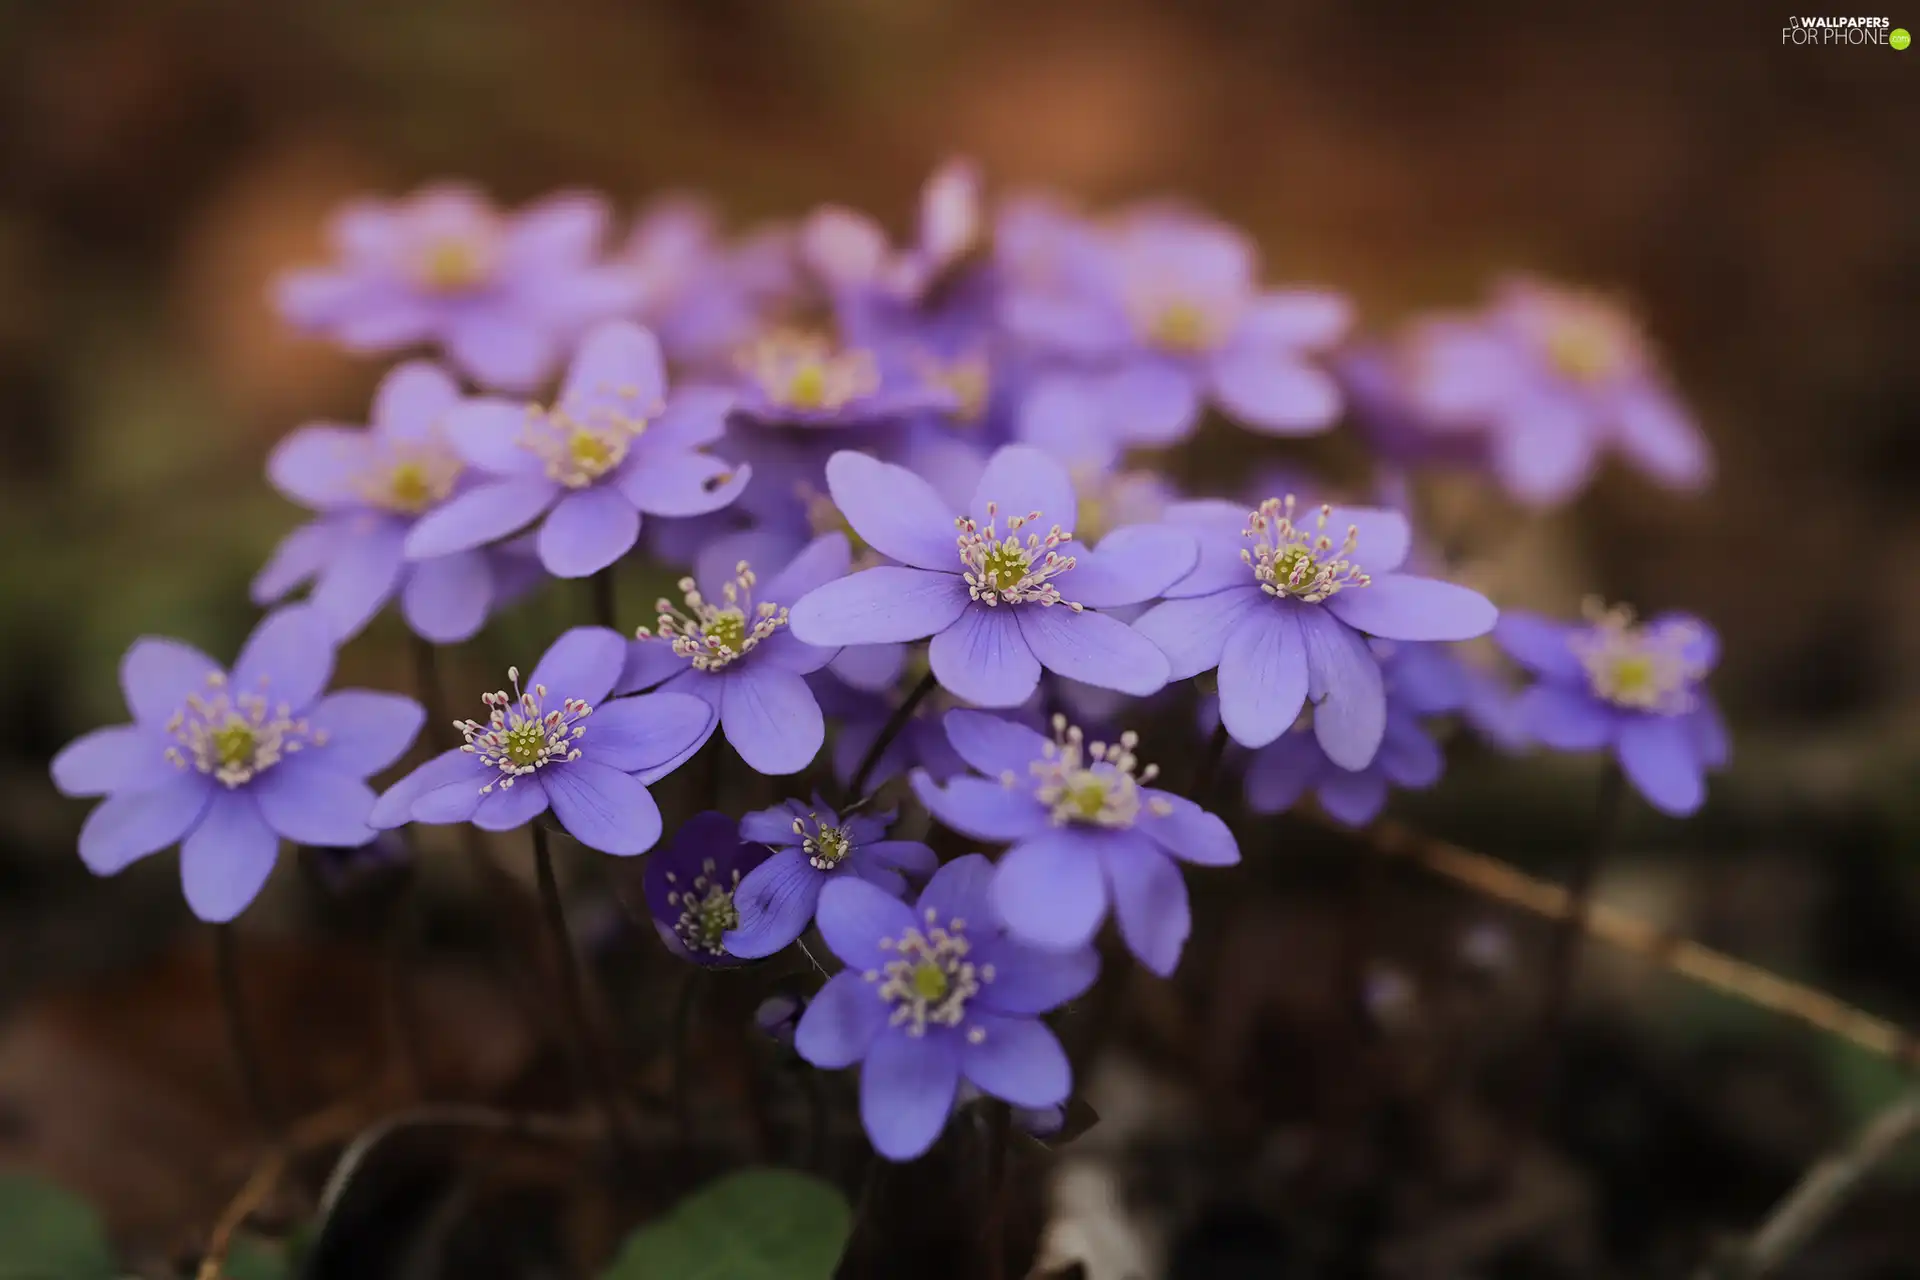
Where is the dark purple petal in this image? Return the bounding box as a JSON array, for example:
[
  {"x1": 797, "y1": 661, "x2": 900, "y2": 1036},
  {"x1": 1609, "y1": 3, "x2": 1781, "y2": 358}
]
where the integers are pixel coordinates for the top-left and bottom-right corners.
[
  {"x1": 233, "y1": 606, "x2": 336, "y2": 711},
  {"x1": 584, "y1": 691, "x2": 714, "y2": 774},
  {"x1": 617, "y1": 637, "x2": 689, "y2": 693},
  {"x1": 1298, "y1": 606, "x2": 1387, "y2": 770},
  {"x1": 371, "y1": 360, "x2": 462, "y2": 438},
  {"x1": 860, "y1": 1029, "x2": 961, "y2": 1161},
  {"x1": 447, "y1": 312, "x2": 556, "y2": 394},
  {"x1": 1065, "y1": 525, "x2": 1198, "y2": 609},
  {"x1": 858, "y1": 840, "x2": 939, "y2": 882},
  {"x1": 251, "y1": 758, "x2": 378, "y2": 846},
  {"x1": 402, "y1": 551, "x2": 494, "y2": 644},
  {"x1": 1016, "y1": 606, "x2": 1169, "y2": 696},
  {"x1": 1495, "y1": 612, "x2": 1584, "y2": 681},
  {"x1": 310, "y1": 522, "x2": 407, "y2": 639},
  {"x1": 531, "y1": 626, "x2": 629, "y2": 704},
  {"x1": 1218, "y1": 602, "x2": 1308, "y2": 748},
  {"x1": 1100, "y1": 837, "x2": 1189, "y2": 976},
  {"x1": 789, "y1": 567, "x2": 971, "y2": 646},
  {"x1": 1316, "y1": 767, "x2": 1390, "y2": 827},
  {"x1": 1378, "y1": 715, "x2": 1445, "y2": 788},
  {"x1": 930, "y1": 604, "x2": 1040, "y2": 707},
  {"x1": 724, "y1": 847, "x2": 824, "y2": 959},
  {"x1": 969, "y1": 445, "x2": 1077, "y2": 529},
  {"x1": 762, "y1": 533, "x2": 854, "y2": 605},
  {"x1": 443, "y1": 399, "x2": 543, "y2": 476},
  {"x1": 471, "y1": 776, "x2": 552, "y2": 831},
  {"x1": 404, "y1": 477, "x2": 558, "y2": 559},
  {"x1": 823, "y1": 450, "x2": 961, "y2": 571},
  {"x1": 961, "y1": 1014, "x2": 1070, "y2": 1108},
  {"x1": 989, "y1": 830, "x2": 1108, "y2": 952},
  {"x1": 372, "y1": 748, "x2": 484, "y2": 828},
  {"x1": 941, "y1": 708, "x2": 1049, "y2": 778},
  {"x1": 179, "y1": 790, "x2": 279, "y2": 923},
  {"x1": 266, "y1": 426, "x2": 376, "y2": 510},
  {"x1": 253, "y1": 520, "x2": 343, "y2": 604},
  {"x1": 77, "y1": 773, "x2": 210, "y2": 874},
  {"x1": 121, "y1": 638, "x2": 221, "y2": 727},
  {"x1": 816, "y1": 876, "x2": 918, "y2": 972},
  {"x1": 1243, "y1": 732, "x2": 1321, "y2": 815},
  {"x1": 910, "y1": 773, "x2": 1051, "y2": 841},
  {"x1": 1326, "y1": 575, "x2": 1497, "y2": 643},
  {"x1": 1517, "y1": 685, "x2": 1616, "y2": 751},
  {"x1": 915, "y1": 852, "x2": 995, "y2": 927},
  {"x1": 1137, "y1": 791, "x2": 1239, "y2": 866},
  {"x1": 558, "y1": 321, "x2": 665, "y2": 416},
  {"x1": 306, "y1": 691, "x2": 424, "y2": 776},
  {"x1": 971, "y1": 938, "x2": 1099, "y2": 1016},
  {"x1": 536, "y1": 485, "x2": 640, "y2": 578},
  {"x1": 1616, "y1": 716, "x2": 1705, "y2": 817},
  {"x1": 721, "y1": 668, "x2": 823, "y2": 776},
  {"x1": 52, "y1": 724, "x2": 173, "y2": 797},
  {"x1": 795, "y1": 971, "x2": 888, "y2": 1068},
  {"x1": 1132, "y1": 585, "x2": 1267, "y2": 681},
  {"x1": 543, "y1": 761, "x2": 663, "y2": 854},
  {"x1": 616, "y1": 452, "x2": 750, "y2": 518}
]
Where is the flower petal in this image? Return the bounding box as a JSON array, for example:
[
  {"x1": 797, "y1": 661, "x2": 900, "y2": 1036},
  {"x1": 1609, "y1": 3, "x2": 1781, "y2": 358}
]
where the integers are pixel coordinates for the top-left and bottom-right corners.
[
  {"x1": 372, "y1": 748, "x2": 484, "y2": 828},
  {"x1": 179, "y1": 790, "x2": 280, "y2": 923},
  {"x1": 309, "y1": 521, "x2": 407, "y2": 640},
  {"x1": 1132, "y1": 585, "x2": 1267, "y2": 681},
  {"x1": 542, "y1": 761, "x2": 663, "y2": 854},
  {"x1": 1326, "y1": 574, "x2": 1497, "y2": 642},
  {"x1": 443, "y1": 399, "x2": 543, "y2": 475},
  {"x1": 860, "y1": 1030, "x2": 961, "y2": 1161},
  {"x1": 1616, "y1": 716, "x2": 1706, "y2": 817},
  {"x1": 972, "y1": 938, "x2": 1099, "y2": 1016},
  {"x1": 616, "y1": 452, "x2": 750, "y2": 517},
  {"x1": 795, "y1": 971, "x2": 888, "y2": 1069},
  {"x1": 827, "y1": 642, "x2": 904, "y2": 691},
  {"x1": 536, "y1": 485, "x2": 640, "y2": 578},
  {"x1": 253, "y1": 519, "x2": 342, "y2": 605},
  {"x1": 406, "y1": 765, "x2": 491, "y2": 826},
  {"x1": 910, "y1": 773, "x2": 1051, "y2": 841},
  {"x1": 233, "y1": 606, "x2": 336, "y2": 710},
  {"x1": 121, "y1": 638, "x2": 221, "y2": 727},
  {"x1": 789, "y1": 568, "x2": 971, "y2": 646},
  {"x1": 1103, "y1": 361, "x2": 1202, "y2": 446},
  {"x1": 446, "y1": 312, "x2": 557, "y2": 394},
  {"x1": 1238, "y1": 290, "x2": 1352, "y2": 347},
  {"x1": 941, "y1": 708, "x2": 1049, "y2": 778},
  {"x1": 530, "y1": 626, "x2": 629, "y2": 704},
  {"x1": 52, "y1": 724, "x2": 173, "y2": 797},
  {"x1": 404, "y1": 477, "x2": 557, "y2": 559},
  {"x1": 1066, "y1": 524, "x2": 1198, "y2": 608},
  {"x1": 762, "y1": 533, "x2": 854, "y2": 605},
  {"x1": 266, "y1": 426, "x2": 376, "y2": 510},
  {"x1": 306, "y1": 691, "x2": 424, "y2": 776},
  {"x1": 1298, "y1": 606, "x2": 1387, "y2": 770},
  {"x1": 1160, "y1": 500, "x2": 1259, "y2": 598},
  {"x1": 989, "y1": 830, "x2": 1108, "y2": 952},
  {"x1": 858, "y1": 840, "x2": 939, "y2": 882},
  {"x1": 930, "y1": 605, "x2": 1041, "y2": 707},
  {"x1": 471, "y1": 776, "x2": 551, "y2": 831},
  {"x1": 251, "y1": 759, "x2": 378, "y2": 846},
  {"x1": 816, "y1": 875, "x2": 918, "y2": 973},
  {"x1": 823, "y1": 450, "x2": 960, "y2": 571},
  {"x1": 584, "y1": 691, "x2": 714, "y2": 774},
  {"x1": 1101, "y1": 837, "x2": 1189, "y2": 976},
  {"x1": 402, "y1": 551, "x2": 495, "y2": 644},
  {"x1": 1321, "y1": 505, "x2": 1412, "y2": 576},
  {"x1": 1209, "y1": 350, "x2": 1340, "y2": 436},
  {"x1": 1615, "y1": 389, "x2": 1711, "y2": 490},
  {"x1": 1315, "y1": 766, "x2": 1390, "y2": 827},
  {"x1": 1517, "y1": 684, "x2": 1616, "y2": 751},
  {"x1": 558, "y1": 321, "x2": 665, "y2": 417},
  {"x1": 1016, "y1": 606, "x2": 1169, "y2": 696},
  {"x1": 720, "y1": 669, "x2": 824, "y2": 775},
  {"x1": 1218, "y1": 603, "x2": 1308, "y2": 749},
  {"x1": 371, "y1": 360, "x2": 462, "y2": 438},
  {"x1": 617, "y1": 636, "x2": 690, "y2": 693},
  {"x1": 648, "y1": 386, "x2": 733, "y2": 451},
  {"x1": 77, "y1": 773, "x2": 211, "y2": 874},
  {"x1": 1490, "y1": 401, "x2": 1600, "y2": 506},
  {"x1": 1137, "y1": 790, "x2": 1239, "y2": 866},
  {"x1": 1495, "y1": 612, "x2": 1584, "y2": 680},
  {"x1": 969, "y1": 445, "x2": 1077, "y2": 529},
  {"x1": 724, "y1": 847, "x2": 825, "y2": 959},
  {"x1": 915, "y1": 852, "x2": 996, "y2": 927},
  {"x1": 1243, "y1": 732, "x2": 1321, "y2": 815},
  {"x1": 961, "y1": 1014, "x2": 1070, "y2": 1108}
]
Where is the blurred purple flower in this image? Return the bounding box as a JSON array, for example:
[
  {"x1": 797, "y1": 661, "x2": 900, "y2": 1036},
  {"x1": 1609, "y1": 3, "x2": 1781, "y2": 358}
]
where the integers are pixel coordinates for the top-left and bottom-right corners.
[
  {"x1": 642, "y1": 811, "x2": 775, "y2": 966},
  {"x1": 618, "y1": 197, "x2": 790, "y2": 370},
  {"x1": 1497, "y1": 604, "x2": 1728, "y2": 816},
  {"x1": 723, "y1": 797, "x2": 938, "y2": 959},
  {"x1": 795, "y1": 854, "x2": 1098, "y2": 1161},
  {"x1": 1243, "y1": 690, "x2": 1447, "y2": 830},
  {"x1": 1405, "y1": 278, "x2": 1712, "y2": 505},
  {"x1": 816, "y1": 668, "x2": 972, "y2": 791},
  {"x1": 1335, "y1": 344, "x2": 1490, "y2": 473},
  {"x1": 912, "y1": 711, "x2": 1238, "y2": 975},
  {"x1": 616, "y1": 534, "x2": 849, "y2": 775},
  {"x1": 729, "y1": 328, "x2": 955, "y2": 429},
  {"x1": 372, "y1": 627, "x2": 714, "y2": 854},
  {"x1": 788, "y1": 446, "x2": 1189, "y2": 707},
  {"x1": 276, "y1": 186, "x2": 639, "y2": 392},
  {"x1": 51, "y1": 606, "x2": 423, "y2": 922},
  {"x1": 402, "y1": 322, "x2": 749, "y2": 578},
  {"x1": 1135, "y1": 497, "x2": 1497, "y2": 768}
]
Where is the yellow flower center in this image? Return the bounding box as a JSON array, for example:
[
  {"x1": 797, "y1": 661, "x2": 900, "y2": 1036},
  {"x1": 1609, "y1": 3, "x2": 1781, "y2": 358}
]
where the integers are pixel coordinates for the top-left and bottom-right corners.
[
  {"x1": 981, "y1": 542, "x2": 1031, "y2": 592},
  {"x1": 417, "y1": 237, "x2": 490, "y2": 293},
  {"x1": 212, "y1": 720, "x2": 257, "y2": 770},
  {"x1": 911, "y1": 962, "x2": 950, "y2": 1002},
  {"x1": 1149, "y1": 301, "x2": 1214, "y2": 352},
  {"x1": 1545, "y1": 316, "x2": 1622, "y2": 383}
]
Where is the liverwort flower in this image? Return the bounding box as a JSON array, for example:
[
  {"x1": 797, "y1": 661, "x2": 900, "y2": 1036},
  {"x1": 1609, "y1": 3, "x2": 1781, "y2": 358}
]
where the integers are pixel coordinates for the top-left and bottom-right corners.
[
  {"x1": 371, "y1": 627, "x2": 714, "y2": 854},
  {"x1": 787, "y1": 446, "x2": 1188, "y2": 707},
  {"x1": 255, "y1": 361, "x2": 531, "y2": 643},
  {"x1": 616, "y1": 534, "x2": 849, "y2": 775},
  {"x1": 50, "y1": 606, "x2": 423, "y2": 922},
  {"x1": 643, "y1": 811, "x2": 775, "y2": 966},
  {"x1": 1135, "y1": 497, "x2": 1497, "y2": 769},
  {"x1": 1007, "y1": 204, "x2": 1349, "y2": 445},
  {"x1": 911, "y1": 710, "x2": 1238, "y2": 975},
  {"x1": 402, "y1": 321, "x2": 749, "y2": 579},
  {"x1": 1497, "y1": 602, "x2": 1728, "y2": 816},
  {"x1": 1404, "y1": 277, "x2": 1713, "y2": 505},
  {"x1": 723, "y1": 796, "x2": 938, "y2": 960},
  {"x1": 730, "y1": 328, "x2": 954, "y2": 430},
  {"x1": 795, "y1": 854, "x2": 1098, "y2": 1161},
  {"x1": 276, "y1": 186, "x2": 640, "y2": 392}
]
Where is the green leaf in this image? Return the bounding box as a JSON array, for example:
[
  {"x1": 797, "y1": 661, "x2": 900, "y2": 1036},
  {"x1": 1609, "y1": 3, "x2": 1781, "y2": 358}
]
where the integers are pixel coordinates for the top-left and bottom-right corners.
[
  {"x1": 223, "y1": 1236, "x2": 292, "y2": 1280},
  {"x1": 0, "y1": 1174, "x2": 118, "y2": 1279},
  {"x1": 603, "y1": 1167, "x2": 852, "y2": 1280}
]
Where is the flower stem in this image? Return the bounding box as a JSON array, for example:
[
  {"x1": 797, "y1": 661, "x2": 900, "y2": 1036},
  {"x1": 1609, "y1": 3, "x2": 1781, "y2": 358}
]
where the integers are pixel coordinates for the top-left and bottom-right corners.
[
  {"x1": 407, "y1": 633, "x2": 452, "y2": 753},
  {"x1": 1192, "y1": 720, "x2": 1231, "y2": 809},
  {"x1": 846, "y1": 670, "x2": 938, "y2": 805},
  {"x1": 529, "y1": 824, "x2": 629, "y2": 1145},
  {"x1": 214, "y1": 923, "x2": 279, "y2": 1140},
  {"x1": 670, "y1": 967, "x2": 703, "y2": 1150},
  {"x1": 981, "y1": 1102, "x2": 1013, "y2": 1280},
  {"x1": 589, "y1": 566, "x2": 618, "y2": 631}
]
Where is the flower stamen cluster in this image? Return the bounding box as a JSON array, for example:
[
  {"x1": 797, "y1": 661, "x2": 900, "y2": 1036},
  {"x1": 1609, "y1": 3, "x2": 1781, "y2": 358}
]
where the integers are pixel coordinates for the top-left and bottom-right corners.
[
  {"x1": 1570, "y1": 601, "x2": 1705, "y2": 715},
  {"x1": 637, "y1": 563, "x2": 787, "y2": 673},
  {"x1": 738, "y1": 331, "x2": 878, "y2": 412},
  {"x1": 165, "y1": 671, "x2": 323, "y2": 789},
  {"x1": 663, "y1": 856, "x2": 743, "y2": 957},
  {"x1": 357, "y1": 439, "x2": 464, "y2": 514},
  {"x1": 793, "y1": 813, "x2": 853, "y2": 870},
  {"x1": 867, "y1": 907, "x2": 995, "y2": 1040},
  {"x1": 956, "y1": 500, "x2": 1080, "y2": 609},
  {"x1": 1021, "y1": 713, "x2": 1171, "y2": 828},
  {"x1": 1242, "y1": 496, "x2": 1371, "y2": 602},
  {"x1": 917, "y1": 351, "x2": 991, "y2": 423},
  {"x1": 409, "y1": 234, "x2": 497, "y2": 294},
  {"x1": 1534, "y1": 293, "x2": 1637, "y2": 384},
  {"x1": 456, "y1": 666, "x2": 591, "y2": 793},
  {"x1": 517, "y1": 388, "x2": 658, "y2": 488}
]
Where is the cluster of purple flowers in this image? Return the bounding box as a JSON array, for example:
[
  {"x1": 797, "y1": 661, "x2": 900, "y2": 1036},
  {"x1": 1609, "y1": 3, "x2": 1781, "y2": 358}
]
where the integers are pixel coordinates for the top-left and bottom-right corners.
[{"x1": 51, "y1": 161, "x2": 1728, "y2": 1164}]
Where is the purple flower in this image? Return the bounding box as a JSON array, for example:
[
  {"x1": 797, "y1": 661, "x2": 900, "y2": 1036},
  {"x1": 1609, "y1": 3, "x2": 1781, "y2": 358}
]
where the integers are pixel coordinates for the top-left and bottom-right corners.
[
  {"x1": 1497, "y1": 604, "x2": 1728, "y2": 816},
  {"x1": 1134, "y1": 496, "x2": 1497, "y2": 768},
  {"x1": 50, "y1": 606, "x2": 423, "y2": 922},
  {"x1": 371, "y1": 627, "x2": 714, "y2": 854},
  {"x1": 801, "y1": 158, "x2": 986, "y2": 307},
  {"x1": 642, "y1": 811, "x2": 775, "y2": 966},
  {"x1": 911, "y1": 711, "x2": 1238, "y2": 976},
  {"x1": 815, "y1": 670, "x2": 971, "y2": 791},
  {"x1": 795, "y1": 854, "x2": 1098, "y2": 1161},
  {"x1": 402, "y1": 322, "x2": 750, "y2": 579},
  {"x1": 1007, "y1": 204, "x2": 1349, "y2": 445},
  {"x1": 616, "y1": 534, "x2": 849, "y2": 775},
  {"x1": 1335, "y1": 344, "x2": 1490, "y2": 473},
  {"x1": 276, "y1": 187, "x2": 639, "y2": 392},
  {"x1": 618, "y1": 196, "x2": 775, "y2": 370},
  {"x1": 729, "y1": 328, "x2": 954, "y2": 430},
  {"x1": 1404, "y1": 277, "x2": 1713, "y2": 505},
  {"x1": 787, "y1": 446, "x2": 1189, "y2": 708},
  {"x1": 723, "y1": 798, "x2": 939, "y2": 959},
  {"x1": 255, "y1": 361, "x2": 536, "y2": 643}
]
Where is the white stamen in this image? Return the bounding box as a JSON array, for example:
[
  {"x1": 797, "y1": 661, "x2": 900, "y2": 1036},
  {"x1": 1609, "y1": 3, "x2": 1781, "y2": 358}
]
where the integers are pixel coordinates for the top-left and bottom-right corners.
[
  {"x1": 666, "y1": 855, "x2": 743, "y2": 957},
  {"x1": 636, "y1": 562, "x2": 787, "y2": 673},
  {"x1": 517, "y1": 386, "x2": 660, "y2": 488},
  {"x1": 956, "y1": 500, "x2": 1081, "y2": 609},
  {"x1": 1570, "y1": 600, "x2": 1705, "y2": 715},
  {"x1": 868, "y1": 915, "x2": 991, "y2": 1038},
  {"x1": 1027, "y1": 713, "x2": 1171, "y2": 828},
  {"x1": 165, "y1": 671, "x2": 324, "y2": 789},
  {"x1": 1242, "y1": 495, "x2": 1370, "y2": 602},
  {"x1": 792, "y1": 813, "x2": 854, "y2": 871},
  {"x1": 456, "y1": 668, "x2": 591, "y2": 794},
  {"x1": 739, "y1": 330, "x2": 878, "y2": 413}
]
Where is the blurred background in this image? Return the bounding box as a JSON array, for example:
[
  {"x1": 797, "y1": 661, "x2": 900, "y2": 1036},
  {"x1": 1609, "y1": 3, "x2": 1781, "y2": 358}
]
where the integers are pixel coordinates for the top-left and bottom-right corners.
[{"x1": 1, "y1": 2, "x2": 1917, "y2": 1277}]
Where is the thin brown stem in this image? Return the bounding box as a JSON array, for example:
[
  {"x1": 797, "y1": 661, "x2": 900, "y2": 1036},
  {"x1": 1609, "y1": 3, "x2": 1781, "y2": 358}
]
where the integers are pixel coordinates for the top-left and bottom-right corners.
[
  {"x1": 846, "y1": 670, "x2": 937, "y2": 806},
  {"x1": 214, "y1": 923, "x2": 279, "y2": 1140},
  {"x1": 590, "y1": 565, "x2": 618, "y2": 631},
  {"x1": 530, "y1": 824, "x2": 629, "y2": 1145},
  {"x1": 1192, "y1": 721, "x2": 1231, "y2": 810}
]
